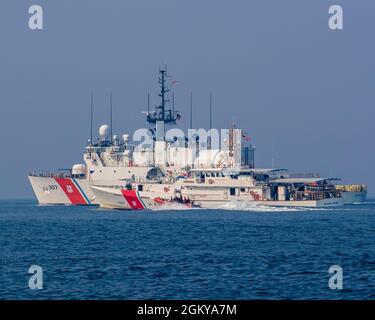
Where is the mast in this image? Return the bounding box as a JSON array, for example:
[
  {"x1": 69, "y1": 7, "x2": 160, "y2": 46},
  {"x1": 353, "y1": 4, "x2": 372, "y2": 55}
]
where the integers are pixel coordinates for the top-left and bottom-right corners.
[
  {"x1": 190, "y1": 92, "x2": 193, "y2": 130},
  {"x1": 229, "y1": 120, "x2": 236, "y2": 157},
  {"x1": 146, "y1": 67, "x2": 179, "y2": 126},
  {"x1": 209, "y1": 91, "x2": 212, "y2": 130},
  {"x1": 90, "y1": 92, "x2": 93, "y2": 145},
  {"x1": 147, "y1": 92, "x2": 150, "y2": 115},
  {"x1": 110, "y1": 92, "x2": 113, "y2": 143},
  {"x1": 208, "y1": 91, "x2": 213, "y2": 150},
  {"x1": 172, "y1": 92, "x2": 175, "y2": 117},
  {"x1": 160, "y1": 68, "x2": 167, "y2": 121}
]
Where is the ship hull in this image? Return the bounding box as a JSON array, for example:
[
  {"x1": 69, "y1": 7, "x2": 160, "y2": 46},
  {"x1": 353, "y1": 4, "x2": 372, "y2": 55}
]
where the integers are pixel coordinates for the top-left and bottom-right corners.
[
  {"x1": 91, "y1": 185, "x2": 343, "y2": 209},
  {"x1": 90, "y1": 186, "x2": 194, "y2": 210},
  {"x1": 341, "y1": 191, "x2": 367, "y2": 205},
  {"x1": 28, "y1": 175, "x2": 96, "y2": 205},
  {"x1": 259, "y1": 197, "x2": 343, "y2": 208},
  {"x1": 90, "y1": 186, "x2": 132, "y2": 209}
]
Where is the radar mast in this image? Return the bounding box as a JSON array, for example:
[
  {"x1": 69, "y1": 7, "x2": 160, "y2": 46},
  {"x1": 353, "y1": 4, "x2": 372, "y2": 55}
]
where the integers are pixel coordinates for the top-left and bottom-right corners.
[{"x1": 146, "y1": 68, "x2": 180, "y2": 126}]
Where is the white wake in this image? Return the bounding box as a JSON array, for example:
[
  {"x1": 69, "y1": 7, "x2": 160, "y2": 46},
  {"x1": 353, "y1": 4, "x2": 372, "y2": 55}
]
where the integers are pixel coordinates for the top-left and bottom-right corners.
[
  {"x1": 150, "y1": 202, "x2": 197, "y2": 211},
  {"x1": 219, "y1": 200, "x2": 302, "y2": 212}
]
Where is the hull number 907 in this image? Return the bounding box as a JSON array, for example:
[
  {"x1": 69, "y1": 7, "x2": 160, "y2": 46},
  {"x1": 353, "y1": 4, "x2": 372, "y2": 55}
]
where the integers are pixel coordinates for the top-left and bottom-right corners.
[{"x1": 42, "y1": 185, "x2": 58, "y2": 192}]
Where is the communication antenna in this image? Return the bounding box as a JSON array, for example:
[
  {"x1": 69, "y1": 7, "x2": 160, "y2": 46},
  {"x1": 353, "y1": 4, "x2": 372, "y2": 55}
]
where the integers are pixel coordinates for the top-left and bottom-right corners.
[
  {"x1": 90, "y1": 92, "x2": 93, "y2": 144},
  {"x1": 110, "y1": 92, "x2": 113, "y2": 142},
  {"x1": 190, "y1": 92, "x2": 193, "y2": 130},
  {"x1": 147, "y1": 92, "x2": 150, "y2": 114},
  {"x1": 208, "y1": 91, "x2": 213, "y2": 149},
  {"x1": 209, "y1": 91, "x2": 213, "y2": 130},
  {"x1": 172, "y1": 92, "x2": 175, "y2": 116}
]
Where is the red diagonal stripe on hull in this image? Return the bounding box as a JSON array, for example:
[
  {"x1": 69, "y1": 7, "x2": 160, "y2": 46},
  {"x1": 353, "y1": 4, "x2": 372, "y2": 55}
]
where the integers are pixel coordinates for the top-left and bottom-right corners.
[
  {"x1": 54, "y1": 178, "x2": 87, "y2": 205},
  {"x1": 121, "y1": 190, "x2": 145, "y2": 209}
]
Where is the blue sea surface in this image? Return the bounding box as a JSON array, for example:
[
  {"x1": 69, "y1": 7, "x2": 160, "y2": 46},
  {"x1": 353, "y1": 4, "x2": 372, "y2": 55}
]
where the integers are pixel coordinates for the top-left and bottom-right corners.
[{"x1": 0, "y1": 200, "x2": 374, "y2": 300}]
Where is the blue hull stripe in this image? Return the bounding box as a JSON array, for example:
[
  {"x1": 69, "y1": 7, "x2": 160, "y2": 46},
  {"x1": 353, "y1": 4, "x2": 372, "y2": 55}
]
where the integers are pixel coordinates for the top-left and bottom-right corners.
[{"x1": 72, "y1": 178, "x2": 91, "y2": 205}]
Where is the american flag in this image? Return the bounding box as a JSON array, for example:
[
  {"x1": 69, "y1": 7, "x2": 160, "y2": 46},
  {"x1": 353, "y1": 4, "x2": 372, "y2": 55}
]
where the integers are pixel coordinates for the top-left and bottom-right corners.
[{"x1": 242, "y1": 133, "x2": 251, "y2": 141}]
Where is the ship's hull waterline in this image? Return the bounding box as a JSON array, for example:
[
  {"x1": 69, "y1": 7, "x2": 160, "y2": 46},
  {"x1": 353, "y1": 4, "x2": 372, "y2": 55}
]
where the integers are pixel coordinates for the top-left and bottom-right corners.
[
  {"x1": 164, "y1": 197, "x2": 344, "y2": 209},
  {"x1": 193, "y1": 198, "x2": 344, "y2": 209}
]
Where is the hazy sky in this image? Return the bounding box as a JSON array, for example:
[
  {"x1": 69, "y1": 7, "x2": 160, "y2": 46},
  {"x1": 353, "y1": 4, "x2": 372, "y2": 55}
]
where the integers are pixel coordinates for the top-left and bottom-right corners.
[{"x1": 0, "y1": 0, "x2": 374, "y2": 198}]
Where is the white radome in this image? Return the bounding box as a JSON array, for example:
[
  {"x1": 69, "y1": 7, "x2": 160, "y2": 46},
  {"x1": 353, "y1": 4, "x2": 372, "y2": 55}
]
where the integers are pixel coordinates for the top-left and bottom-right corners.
[
  {"x1": 72, "y1": 163, "x2": 87, "y2": 175},
  {"x1": 99, "y1": 124, "x2": 110, "y2": 139}
]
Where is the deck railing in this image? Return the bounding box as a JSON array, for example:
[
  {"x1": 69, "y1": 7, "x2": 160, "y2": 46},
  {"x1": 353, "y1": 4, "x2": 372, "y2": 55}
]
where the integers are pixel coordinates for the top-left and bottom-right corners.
[
  {"x1": 292, "y1": 190, "x2": 341, "y2": 201},
  {"x1": 29, "y1": 172, "x2": 72, "y2": 178}
]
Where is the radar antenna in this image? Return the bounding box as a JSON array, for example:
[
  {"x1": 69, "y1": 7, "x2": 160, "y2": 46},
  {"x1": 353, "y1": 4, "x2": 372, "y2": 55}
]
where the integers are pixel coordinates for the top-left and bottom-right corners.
[
  {"x1": 110, "y1": 92, "x2": 113, "y2": 143},
  {"x1": 146, "y1": 68, "x2": 180, "y2": 125}
]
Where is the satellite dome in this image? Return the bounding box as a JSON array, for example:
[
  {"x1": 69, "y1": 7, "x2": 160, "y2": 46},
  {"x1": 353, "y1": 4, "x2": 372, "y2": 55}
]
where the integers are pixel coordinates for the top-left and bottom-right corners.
[
  {"x1": 99, "y1": 124, "x2": 109, "y2": 139},
  {"x1": 71, "y1": 164, "x2": 87, "y2": 175}
]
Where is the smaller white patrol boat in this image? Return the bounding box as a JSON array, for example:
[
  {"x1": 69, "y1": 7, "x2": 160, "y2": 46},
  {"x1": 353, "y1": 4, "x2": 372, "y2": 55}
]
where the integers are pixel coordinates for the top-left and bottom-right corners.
[{"x1": 90, "y1": 168, "x2": 344, "y2": 210}]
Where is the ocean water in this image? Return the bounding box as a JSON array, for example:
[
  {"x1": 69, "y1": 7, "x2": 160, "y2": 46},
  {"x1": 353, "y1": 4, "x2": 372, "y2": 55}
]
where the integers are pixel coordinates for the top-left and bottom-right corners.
[{"x1": 0, "y1": 200, "x2": 374, "y2": 300}]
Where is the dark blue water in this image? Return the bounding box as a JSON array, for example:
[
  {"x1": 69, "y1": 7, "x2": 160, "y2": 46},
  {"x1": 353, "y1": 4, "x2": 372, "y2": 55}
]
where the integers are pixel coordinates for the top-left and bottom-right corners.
[{"x1": 1, "y1": 200, "x2": 374, "y2": 300}]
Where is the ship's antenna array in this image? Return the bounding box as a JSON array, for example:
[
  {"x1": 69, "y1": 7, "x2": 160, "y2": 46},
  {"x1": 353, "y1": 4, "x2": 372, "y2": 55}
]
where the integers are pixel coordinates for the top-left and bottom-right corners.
[{"x1": 146, "y1": 67, "x2": 179, "y2": 126}]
